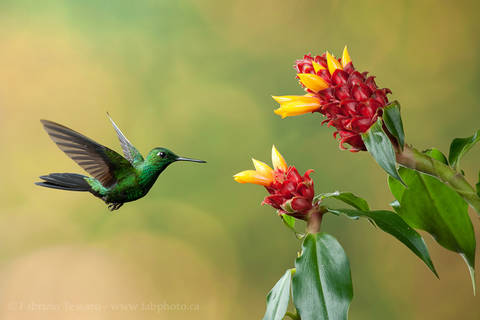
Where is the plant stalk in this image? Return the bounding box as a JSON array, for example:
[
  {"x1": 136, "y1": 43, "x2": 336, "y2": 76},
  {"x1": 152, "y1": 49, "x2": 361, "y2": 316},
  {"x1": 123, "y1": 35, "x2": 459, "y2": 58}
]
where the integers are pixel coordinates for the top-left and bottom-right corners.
[
  {"x1": 396, "y1": 144, "x2": 480, "y2": 215},
  {"x1": 306, "y1": 206, "x2": 327, "y2": 234}
]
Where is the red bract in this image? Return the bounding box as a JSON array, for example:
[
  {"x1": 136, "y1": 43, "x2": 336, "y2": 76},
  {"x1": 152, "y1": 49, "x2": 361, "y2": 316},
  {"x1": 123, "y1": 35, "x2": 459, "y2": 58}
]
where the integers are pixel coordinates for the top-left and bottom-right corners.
[
  {"x1": 234, "y1": 146, "x2": 316, "y2": 220},
  {"x1": 263, "y1": 167, "x2": 315, "y2": 219},
  {"x1": 274, "y1": 47, "x2": 392, "y2": 152}
]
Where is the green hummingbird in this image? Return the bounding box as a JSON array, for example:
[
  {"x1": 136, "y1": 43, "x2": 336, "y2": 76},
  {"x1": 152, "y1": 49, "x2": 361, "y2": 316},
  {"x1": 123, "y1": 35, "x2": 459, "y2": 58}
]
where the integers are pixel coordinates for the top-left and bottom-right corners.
[{"x1": 36, "y1": 114, "x2": 206, "y2": 211}]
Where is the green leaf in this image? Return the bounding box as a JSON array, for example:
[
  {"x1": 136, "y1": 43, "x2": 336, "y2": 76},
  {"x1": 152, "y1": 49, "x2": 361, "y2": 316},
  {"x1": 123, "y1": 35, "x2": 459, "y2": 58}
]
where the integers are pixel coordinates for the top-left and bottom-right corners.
[
  {"x1": 313, "y1": 191, "x2": 369, "y2": 211},
  {"x1": 383, "y1": 101, "x2": 405, "y2": 150},
  {"x1": 388, "y1": 167, "x2": 476, "y2": 290},
  {"x1": 292, "y1": 233, "x2": 352, "y2": 320},
  {"x1": 281, "y1": 215, "x2": 305, "y2": 240},
  {"x1": 361, "y1": 118, "x2": 404, "y2": 184},
  {"x1": 388, "y1": 175, "x2": 405, "y2": 204},
  {"x1": 448, "y1": 129, "x2": 480, "y2": 171},
  {"x1": 282, "y1": 214, "x2": 295, "y2": 230},
  {"x1": 263, "y1": 269, "x2": 293, "y2": 320},
  {"x1": 423, "y1": 148, "x2": 448, "y2": 165},
  {"x1": 328, "y1": 208, "x2": 437, "y2": 276}
]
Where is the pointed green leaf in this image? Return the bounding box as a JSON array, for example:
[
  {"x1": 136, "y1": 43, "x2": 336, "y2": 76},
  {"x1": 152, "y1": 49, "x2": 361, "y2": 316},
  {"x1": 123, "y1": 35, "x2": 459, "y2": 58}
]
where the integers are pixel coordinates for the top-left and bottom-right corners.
[
  {"x1": 282, "y1": 214, "x2": 295, "y2": 230},
  {"x1": 292, "y1": 233, "x2": 353, "y2": 320},
  {"x1": 448, "y1": 129, "x2": 480, "y2": 171},
  {"x1": 327, "y1": 208, "x2": 437, "y2": 276},
  {"x1": 383, "y1": 101, "x2": 405, "y2": 150},
  {"x1": 313, "y1": 191, "x2": 369, "y2": 211},
  {"x1": 362, "y1": 118, "x2": 404, "y2": 184},
  {"x1": 388, "y1": 175, "x2": 405, "y2": 202},
  {"x1": 263, "y1": 269, "x2": 293, "y2": 320},
  {"x1": 281, "y1": 215, "x2": 305, "y2": 240},
  {"x1": 423, "y1": 148, "x2": 448, "y2": 165},
  {"x1": 388, "y1": 168, "x2": 476, "y2": 290}
]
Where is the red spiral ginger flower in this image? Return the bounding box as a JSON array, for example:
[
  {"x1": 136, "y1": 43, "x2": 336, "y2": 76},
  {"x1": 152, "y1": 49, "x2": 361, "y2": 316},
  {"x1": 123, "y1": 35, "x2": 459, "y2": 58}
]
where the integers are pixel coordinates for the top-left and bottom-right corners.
[
  {"x1": 233, "y1": 146, "x2": 315, "y2": 219},
  {"x1": 272, "y1": 47, "x2": 392, "y2": 152}
]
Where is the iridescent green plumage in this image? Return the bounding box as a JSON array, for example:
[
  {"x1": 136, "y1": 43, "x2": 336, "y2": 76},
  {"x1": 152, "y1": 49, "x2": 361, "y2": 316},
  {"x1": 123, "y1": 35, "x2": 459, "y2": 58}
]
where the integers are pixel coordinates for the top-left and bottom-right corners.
[{"x1": 36, "y1": 115, "x2": 206, "y2": 211}]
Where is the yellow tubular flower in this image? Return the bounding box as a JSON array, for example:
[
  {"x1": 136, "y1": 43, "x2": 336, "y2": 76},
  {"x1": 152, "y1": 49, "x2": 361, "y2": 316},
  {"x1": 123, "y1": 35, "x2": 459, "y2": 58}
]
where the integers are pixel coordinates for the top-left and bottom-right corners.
[
  {"x1": 233, "y1": 147, "x2": 287, "y2": 186},
  {"x1": 233, "y1": 170, "x2": 273, "y2": 186},
  {"x1": 297, "y1": 73, "x2": 329, "y2": 93},
  {"x1": 233, "y1": 146, "x2": 316, "y2": 217},
  {"x1": 272, "y1": 145, "x2": 288, "y2": 171},
  {"x1": 272, "y1": 95, "x2": 321, "y2": 119},
  {"x1": 252, "y1": 158, "x2": 274, "y2": 180},
  {"x1": 341, "y1": 46, "x2": 352, "y2": 68},
  {"x1": 271, "y1": 95, "x2": 302, "y2": 103},
  {"x1": 326, "y1": 51, "x2": 343, "y2": 75},
  {"x1": 312, "y1": 61, "x2": 325, "y2": 73}
]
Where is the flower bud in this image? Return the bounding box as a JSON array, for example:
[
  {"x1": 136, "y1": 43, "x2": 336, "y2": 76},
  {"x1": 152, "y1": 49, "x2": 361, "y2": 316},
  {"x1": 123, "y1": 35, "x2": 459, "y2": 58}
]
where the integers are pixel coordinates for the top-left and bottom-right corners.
[{"x1": 234, "y1": 146, "x2": 315, "y2": 219}]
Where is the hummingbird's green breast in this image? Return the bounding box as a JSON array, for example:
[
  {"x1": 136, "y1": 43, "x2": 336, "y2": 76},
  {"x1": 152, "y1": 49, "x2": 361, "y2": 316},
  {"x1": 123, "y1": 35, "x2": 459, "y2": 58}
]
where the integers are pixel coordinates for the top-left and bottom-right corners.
[
  {"x1": 86, "y1": 161, "x2": 169, "y2": 204},
  {"x1": 106, "y1": 172, "x2": 144, "y2": 203}
]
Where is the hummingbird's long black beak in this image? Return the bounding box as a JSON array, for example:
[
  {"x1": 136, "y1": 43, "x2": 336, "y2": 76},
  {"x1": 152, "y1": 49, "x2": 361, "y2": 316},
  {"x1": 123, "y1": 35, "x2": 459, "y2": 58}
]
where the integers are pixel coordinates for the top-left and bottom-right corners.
[{"x1": 175, "y1": 156, "x2": 207, "y2": 163}]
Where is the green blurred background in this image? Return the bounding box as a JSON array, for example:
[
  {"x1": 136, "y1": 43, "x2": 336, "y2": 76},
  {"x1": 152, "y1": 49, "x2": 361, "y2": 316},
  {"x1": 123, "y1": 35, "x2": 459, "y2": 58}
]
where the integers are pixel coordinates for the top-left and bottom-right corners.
[{"x1": 0, "y1": 0, "x2": 479, "y2": 319}]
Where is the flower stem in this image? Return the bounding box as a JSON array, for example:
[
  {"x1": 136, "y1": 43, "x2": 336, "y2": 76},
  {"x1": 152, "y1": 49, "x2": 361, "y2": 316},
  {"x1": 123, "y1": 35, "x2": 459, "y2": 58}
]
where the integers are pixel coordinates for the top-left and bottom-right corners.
[
  {"x1": 306, "y1": 206, "x2": 327, "y2": 234},
  {"x1": 396, "y1": 144, "x2": 480, "y2": 215}
]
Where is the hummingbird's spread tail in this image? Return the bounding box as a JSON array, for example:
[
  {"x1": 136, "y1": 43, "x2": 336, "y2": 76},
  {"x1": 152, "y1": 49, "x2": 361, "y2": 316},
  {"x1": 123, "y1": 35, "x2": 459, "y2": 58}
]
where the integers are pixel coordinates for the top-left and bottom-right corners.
[{"x1": 35, "y1": 173, "x2": 91, "y2": 192}]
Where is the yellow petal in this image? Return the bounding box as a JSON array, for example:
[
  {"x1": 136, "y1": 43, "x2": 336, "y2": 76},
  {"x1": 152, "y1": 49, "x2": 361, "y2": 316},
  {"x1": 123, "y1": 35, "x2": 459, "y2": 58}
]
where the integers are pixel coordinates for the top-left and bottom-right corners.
[
  {"x1": 274, "y1": 103, "x2": 320, "y2": 119},
  {"x1": 272, "y1": 145, "x2": 288, "y2": 172},
  {"x1": 312, "y1": 61, "x2": 326, "y2": 73},
  {"x1": 272, "y1": 95, "x2": 321, "y2": 118},
  {"x1": 272, "y1": 95, "x2": 300, "y2": 103},
  {"x1": 326, "y1": 51, "x2": 343, "y2": 75},
  {"x1": 272, "y1": 95, "x2": 319, "y2": 104},
  {"x1": 341, "y1": 46, "x2": 352, "y2": 68},
  {"x1": 297, "y1": 73, "x2": 329, "y2": 93},
  {"x1": 233, "y1": 170, "x2": 273, "y2": 186},
  {"x1": 252, "y1": 158, "x2": 274, "y2": 180}
]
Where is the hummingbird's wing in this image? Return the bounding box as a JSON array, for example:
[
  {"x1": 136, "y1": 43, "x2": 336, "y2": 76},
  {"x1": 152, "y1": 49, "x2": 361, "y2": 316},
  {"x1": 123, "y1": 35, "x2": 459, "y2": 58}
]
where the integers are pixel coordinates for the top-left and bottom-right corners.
[
  {"x1": 41, "y1": 120, "x2": 134, "y2": 188},
  {"x1": 106, "y1": 113, "x2": 144, "y2": 165}
]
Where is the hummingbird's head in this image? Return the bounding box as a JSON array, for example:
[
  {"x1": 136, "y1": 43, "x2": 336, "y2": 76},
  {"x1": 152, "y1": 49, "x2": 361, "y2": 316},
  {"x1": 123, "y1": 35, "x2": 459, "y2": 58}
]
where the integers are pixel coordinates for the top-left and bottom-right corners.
[{"x1": 146, "y1": 147, "x2": 206, "y2": 168}]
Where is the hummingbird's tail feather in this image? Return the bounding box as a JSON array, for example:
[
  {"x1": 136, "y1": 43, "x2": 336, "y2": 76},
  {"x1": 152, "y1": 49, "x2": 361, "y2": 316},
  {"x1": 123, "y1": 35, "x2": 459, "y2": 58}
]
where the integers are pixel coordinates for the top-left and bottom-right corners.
[{"x1": 35, "y1": 173, "x2": 91, "y2": 192}]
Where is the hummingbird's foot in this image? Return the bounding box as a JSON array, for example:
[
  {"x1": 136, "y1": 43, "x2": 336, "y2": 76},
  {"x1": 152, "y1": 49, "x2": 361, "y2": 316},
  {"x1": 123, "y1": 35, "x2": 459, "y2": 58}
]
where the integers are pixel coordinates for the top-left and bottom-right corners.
[{"x1": 107, "y1": 203, "x2": 124, "y2": 211}]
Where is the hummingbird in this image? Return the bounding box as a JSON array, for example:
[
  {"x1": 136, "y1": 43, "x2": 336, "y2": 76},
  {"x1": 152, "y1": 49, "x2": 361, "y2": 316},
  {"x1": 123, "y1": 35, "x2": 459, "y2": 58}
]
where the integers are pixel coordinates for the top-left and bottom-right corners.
[{"x1": 35, "y1": 114, "x2": 206, "y2": 211}]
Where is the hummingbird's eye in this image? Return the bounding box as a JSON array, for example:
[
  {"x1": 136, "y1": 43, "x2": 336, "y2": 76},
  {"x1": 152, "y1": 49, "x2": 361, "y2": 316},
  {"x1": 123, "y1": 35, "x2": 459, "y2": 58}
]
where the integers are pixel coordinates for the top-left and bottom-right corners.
[{"x1": 157, "y1": 151, "x2": 167, "y2": 158}]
